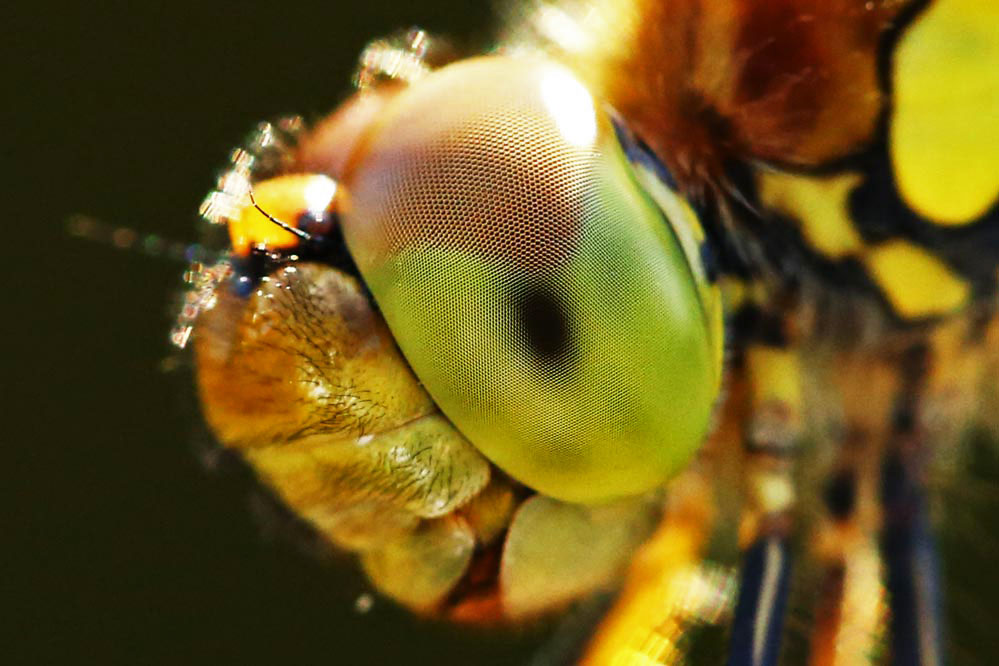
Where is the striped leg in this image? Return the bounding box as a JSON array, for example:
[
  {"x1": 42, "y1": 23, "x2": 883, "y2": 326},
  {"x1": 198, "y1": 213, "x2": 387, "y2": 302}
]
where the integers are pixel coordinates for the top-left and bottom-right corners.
[
  {"x1": 726, "y1": 345, "x2": 802, "y2": 666},
  {"x1": 727, "y1": 535, "x2": 793, "y2": 666}
]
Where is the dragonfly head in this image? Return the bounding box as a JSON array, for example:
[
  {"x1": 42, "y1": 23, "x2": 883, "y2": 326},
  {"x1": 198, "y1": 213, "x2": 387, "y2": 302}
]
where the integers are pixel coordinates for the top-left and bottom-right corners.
[
  {"x1": 331, "y1": 56, "x2": 723, "y2": 502},
  {"x1": 220, "y1": 55, "x2": 724, "y2": 504}
]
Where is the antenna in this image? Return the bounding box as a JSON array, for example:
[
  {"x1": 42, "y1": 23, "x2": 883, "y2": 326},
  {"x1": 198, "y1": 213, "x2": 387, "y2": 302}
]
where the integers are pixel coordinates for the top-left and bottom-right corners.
[
  {"x1": 66, "y1": 214, "x2": 217, "y2": 264},
  {"x1": 247, "y1": 188, "x2": 315, "y2": 243}
]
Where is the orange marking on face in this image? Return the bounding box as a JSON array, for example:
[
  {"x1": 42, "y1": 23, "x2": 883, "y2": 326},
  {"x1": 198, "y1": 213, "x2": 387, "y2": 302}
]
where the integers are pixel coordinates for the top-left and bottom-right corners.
[{"x1": 228, "y1": 174, "x2": 337, "y2": 256}]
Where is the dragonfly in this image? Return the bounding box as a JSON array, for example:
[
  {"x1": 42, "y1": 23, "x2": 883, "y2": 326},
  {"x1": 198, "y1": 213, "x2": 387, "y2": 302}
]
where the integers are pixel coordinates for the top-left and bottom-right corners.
[{"x1": 173, "y1": 1, "x2": 999, "y2": 663}]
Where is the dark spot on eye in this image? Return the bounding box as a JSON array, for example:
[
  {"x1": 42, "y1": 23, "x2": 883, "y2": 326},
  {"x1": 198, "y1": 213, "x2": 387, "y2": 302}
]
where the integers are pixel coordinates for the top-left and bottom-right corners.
[{"x1": 511, "y1": 283, "x2": 576, "y2": 371}]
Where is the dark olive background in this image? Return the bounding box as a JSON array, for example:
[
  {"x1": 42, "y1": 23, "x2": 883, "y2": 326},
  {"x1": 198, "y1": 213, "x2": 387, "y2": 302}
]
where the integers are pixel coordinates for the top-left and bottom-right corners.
[
  {"x1": 9, "y1": 1, "x2": 999, "y2": 665},
  {"x1": 9, "y1": 2, "x2": 554, "y2": 665}
]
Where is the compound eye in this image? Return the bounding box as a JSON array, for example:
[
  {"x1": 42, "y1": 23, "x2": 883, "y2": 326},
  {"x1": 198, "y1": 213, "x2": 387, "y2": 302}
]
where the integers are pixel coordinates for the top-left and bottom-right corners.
[{"x1": 340, "y1": 56, "x2": 720, "y2": 503}]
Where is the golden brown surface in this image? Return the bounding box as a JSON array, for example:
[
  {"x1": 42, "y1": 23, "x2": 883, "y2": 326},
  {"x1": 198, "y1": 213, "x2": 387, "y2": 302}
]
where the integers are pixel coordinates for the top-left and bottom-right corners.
[{"x1": 194, "y1": 263, "x2": 436, "y2": 449}]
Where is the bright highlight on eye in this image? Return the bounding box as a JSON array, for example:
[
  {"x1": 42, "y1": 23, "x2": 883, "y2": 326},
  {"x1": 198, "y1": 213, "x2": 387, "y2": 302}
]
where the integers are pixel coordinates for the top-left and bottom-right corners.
[
  {"x1": 304, "y1": 175, "x2": 338, "y2": 218},
  {"x1": 533, "y1": 6, "x2": 592, "y2": 53},
  {"x1": 540, "y1": 66, "x2": 597, "y2": 148}
]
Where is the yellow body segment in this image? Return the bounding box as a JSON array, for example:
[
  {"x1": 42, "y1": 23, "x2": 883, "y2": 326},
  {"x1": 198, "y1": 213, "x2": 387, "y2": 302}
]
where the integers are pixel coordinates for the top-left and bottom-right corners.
[
  {"x1": 755, "y1": 167, "x2": 976, "y2": 321},
  {"x1": 757, "y1": 171, "x2": 865, "y2": 259},
  {"x1": 891, "y1": 0, "x2": 999, "y2": 224},
  {"x1": 745, "y1": 347, "x2": 802, "y2": 414},
  {"x1": 864, "y1": 240, "x2": 971, "y2": 319}
]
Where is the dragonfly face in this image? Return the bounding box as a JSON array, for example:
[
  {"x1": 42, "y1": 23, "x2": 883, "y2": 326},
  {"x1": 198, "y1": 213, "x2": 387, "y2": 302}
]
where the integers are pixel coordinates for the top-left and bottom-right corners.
[
  {"x1": 181, "y1": 1, "x2": 999, "y2": 662},
  {"x1": 189, "y1": 45, "x2": 723, "y2": 619}
]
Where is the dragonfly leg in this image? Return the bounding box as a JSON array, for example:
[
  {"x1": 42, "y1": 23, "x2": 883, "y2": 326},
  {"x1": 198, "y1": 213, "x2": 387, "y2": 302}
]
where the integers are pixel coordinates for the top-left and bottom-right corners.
[
  {"x1": 577, "y1": 466, "x2": 730, "y2": 666},
  {"x1": 726, "y1": 535, "x2": 793, "y2": 666},
  {"x1": 881, "y1": 345, "x2": 944, "y2": 666},
  {"x1": 807, "y1": 449, "x2": 890, "y2": 666},
  {"x1": 726, "y1": 344, "x2": 802, "y2": 666},
  {"x1": 808, "y1": 343, "x2": 944, "y2": 666},
  {"x1": 807, "y1": 353, "x2": 898, "y2": 666}
]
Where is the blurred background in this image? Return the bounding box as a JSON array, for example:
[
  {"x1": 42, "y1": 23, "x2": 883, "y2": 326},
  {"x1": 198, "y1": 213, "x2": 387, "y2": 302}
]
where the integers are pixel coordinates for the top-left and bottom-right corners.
[
  {"x1": 9, "y1": 2, "x2": 554, "y2": 664},
  {"x1": 8, "y1": 1, "x2": 998, "y2": 664}
]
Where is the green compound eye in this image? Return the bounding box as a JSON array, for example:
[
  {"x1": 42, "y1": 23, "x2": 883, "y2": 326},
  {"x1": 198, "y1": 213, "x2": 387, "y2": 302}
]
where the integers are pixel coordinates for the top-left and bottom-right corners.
[{"x1": 340, "y1": 56, "x2": 722, "y2": 503}]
